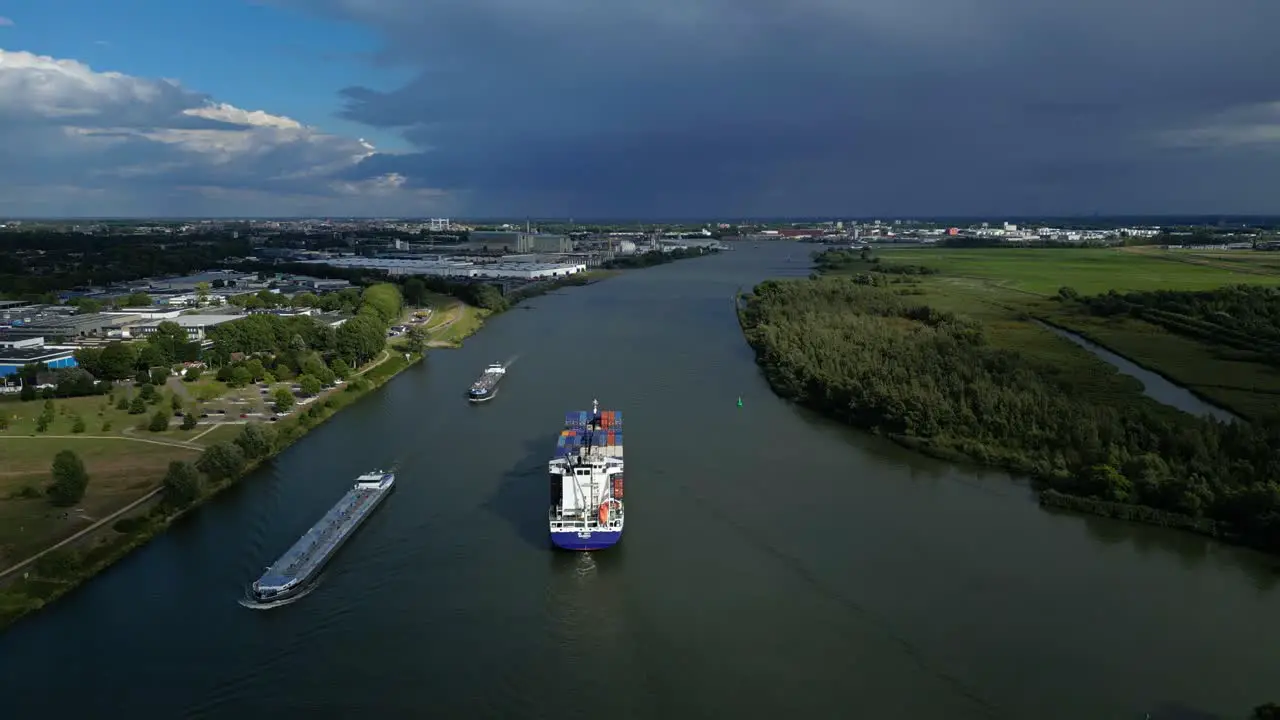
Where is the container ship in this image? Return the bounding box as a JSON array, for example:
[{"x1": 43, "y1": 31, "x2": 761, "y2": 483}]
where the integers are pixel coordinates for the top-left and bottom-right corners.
[
  {"x1": 468, "y1": 362, "x2": 507, "y2": 403},
  {"x1": 548, "y1": 399, "x2": 624, "y2": 551},
  {"x1": 249, "y1": 469, "x2": 395, "y2": 605}
]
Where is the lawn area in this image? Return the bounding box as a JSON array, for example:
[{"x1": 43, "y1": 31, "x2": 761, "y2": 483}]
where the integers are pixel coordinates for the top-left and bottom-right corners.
[
  {"x1": 871, "y1": 247, "x2": 1280, "y2": 295},
  {"x1": 840, "y1": 246, "x2": 1280, "y2": 419},
  {"x1": 431, "y1": 303, "x2": 488, "y2": 346},
  {"x1": 0, "y1": 438, "x2": 200, "y2": 566},
  {"x1": 0, "y1": 373, "x2": 276, "y2": 573}
]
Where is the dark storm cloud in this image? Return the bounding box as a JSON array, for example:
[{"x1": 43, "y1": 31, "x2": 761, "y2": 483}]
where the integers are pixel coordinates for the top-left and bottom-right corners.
[{"x1": 281, "y1": 0, "x2": 1280, "y2": 215}]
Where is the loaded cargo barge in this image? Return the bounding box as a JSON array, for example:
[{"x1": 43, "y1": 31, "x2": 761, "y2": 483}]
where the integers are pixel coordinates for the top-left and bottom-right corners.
[
  {"x1": 247, "y1": 469, "x2": 395, "y2": 605},
  {"x1": 468, "y1": 362, "x2": 507, "y2": 403},
  {"x1": 548, "y1": 398, "x2": 624, "y2": 551}
]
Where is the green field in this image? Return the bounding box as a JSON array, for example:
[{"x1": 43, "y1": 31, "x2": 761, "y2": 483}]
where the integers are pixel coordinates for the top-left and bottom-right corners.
[
  {"x1": 840, "y1": 246, "x2": 1280, "y2": 419},
  {"x1": 0, "y1": 438, "x2": 201, "y2": 566},
  {"x1": 872, "y1": 247, "x2": 1280, "y2": 295}
]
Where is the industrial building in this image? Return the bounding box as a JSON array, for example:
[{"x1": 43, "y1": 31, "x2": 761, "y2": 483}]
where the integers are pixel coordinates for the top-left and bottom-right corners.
[
  {"x1": 103, "y1": 307, "x2": 186, "y2": 321},
  {"x1": 132, "y1": 314, "x2": 243, "y2": 341},
  {"x1": 0, "y1": 307, "x2": 137, "y2": 341},
  {"x1": 0, "y1": 345, "x2": 78, "y2": 377},
  {"x1": 465, "y1": 231, "x2": 573, "y2": 254},
  {"x1": 302, "y1": 257, "x2": 586, "y2": 280}
]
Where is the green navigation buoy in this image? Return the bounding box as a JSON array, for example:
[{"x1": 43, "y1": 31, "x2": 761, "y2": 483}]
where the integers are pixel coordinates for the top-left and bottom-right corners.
[{"x1": 737, "y1": 396, "x2": 743, "y2": 407}]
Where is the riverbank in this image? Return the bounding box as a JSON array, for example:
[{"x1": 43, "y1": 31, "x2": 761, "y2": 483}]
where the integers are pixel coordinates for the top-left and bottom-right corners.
[
  {"x1": 739, "y1": 248, "x2": 1280, "y2": 557},
  {"x1": 0, "y1": 260, "x2": 699, "y2": 630},
  {"x1": 0, "y1": 346, "x2": 421, "y2": 629}
]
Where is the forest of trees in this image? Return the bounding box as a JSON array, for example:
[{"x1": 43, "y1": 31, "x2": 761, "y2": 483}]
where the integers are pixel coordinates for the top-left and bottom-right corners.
[
  {"x1": 1065, "y1": 284, "x2": 1280, "y2": 369},
  {"x1": 815, "y1": 249, "x2": 940, "y2": 275},
  {"x1": 0, "y1": 232, "x2": 250, "y2": 299},
  {"x1": 603, "y1": 246, "x2": 714, "y2": 269},
  {"x1": 205, "y1": 282, "x2": 403, "y2": 387},
  {"x1": 739, "y1": 274, "x2": 1280, "y2": 555}
]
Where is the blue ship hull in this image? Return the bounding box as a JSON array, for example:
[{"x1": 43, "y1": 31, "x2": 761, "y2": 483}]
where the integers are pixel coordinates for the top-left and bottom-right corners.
[{"x1": 550, "y1": 528, "x2": 623, "y2": 551}]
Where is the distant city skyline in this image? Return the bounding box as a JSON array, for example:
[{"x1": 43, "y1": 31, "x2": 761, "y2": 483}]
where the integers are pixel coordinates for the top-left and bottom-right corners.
[{"x1": 1, "y1": 1, "x2": 1278, "y2": 217}]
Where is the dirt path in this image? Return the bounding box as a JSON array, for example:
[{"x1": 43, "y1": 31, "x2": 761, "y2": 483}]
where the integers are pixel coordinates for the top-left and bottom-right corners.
[
  {"x1": 190, "y1": 420, "x2": 247, "y2": 442},
  {"x1": 424, "y1": 306, "x2": 464, "y2": 348},
  {"x1": 355, "y1": 350, "x2": 392, "y2": 376},
  {"x1": 118, "y1": 427, "x2": 206, "y2": 450},
  {"x1": 0, "y1": 487, "x2": 162, "y2": 582},
  {"x1": 1, "y1": 434, "x2": 204, "y2": 451}
]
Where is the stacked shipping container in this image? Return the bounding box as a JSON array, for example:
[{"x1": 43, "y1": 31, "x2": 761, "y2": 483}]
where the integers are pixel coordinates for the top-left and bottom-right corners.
[{"x1": 553, "y1": 407, "x2": 624, "y2": 503}]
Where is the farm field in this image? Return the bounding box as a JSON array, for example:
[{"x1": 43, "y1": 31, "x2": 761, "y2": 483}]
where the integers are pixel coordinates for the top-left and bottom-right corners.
[
  {"x1": 835, "y1": 246, "x2": 1280, "y2": 419},
  {"x1": 870, "y1": 246, "x2": 1280, "y2": 295}
]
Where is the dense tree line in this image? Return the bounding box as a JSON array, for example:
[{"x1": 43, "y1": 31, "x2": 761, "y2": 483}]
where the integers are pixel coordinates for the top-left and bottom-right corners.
[
  {"x1": 815, "y1": 249, "x2": 940, "y2": 275},
  {"x1": 1064, "y1": 284, "x2": 1280, "y2": 367},
  {"x1": 603, "y1": 246, "x2": 714, "y2": 269},
  {"x1": 740, "y1": 275, "x2": 1280, "y2": 554},
  {"x1": 0, "y1": 232, "x2": 249, "y2": 299},
  {"x1": 204, "y1": 282, "x2": 402, "y2": 385}
]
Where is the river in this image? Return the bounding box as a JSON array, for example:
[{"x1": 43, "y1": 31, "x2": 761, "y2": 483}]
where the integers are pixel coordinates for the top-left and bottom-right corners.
[
  {"x1": 1035, "y1": 320, "x2": 1238, "y2": 423},
  {"x1": 0, "y1": 245, "x2": 1276, "y2": 719}
]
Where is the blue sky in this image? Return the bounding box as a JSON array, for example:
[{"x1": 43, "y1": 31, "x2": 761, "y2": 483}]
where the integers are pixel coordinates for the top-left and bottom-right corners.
[
  {"x1": 1, "y1": 0, "x2": 1279, "y2": 217},
  {"x1": 3, "y1": 0, "x2": 411, "y2": 151}
]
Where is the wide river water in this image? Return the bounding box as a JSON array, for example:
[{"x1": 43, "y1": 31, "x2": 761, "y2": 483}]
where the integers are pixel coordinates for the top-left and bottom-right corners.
[{"x1": 1, "y1": 245, "x2": 1276, "y2": 719}]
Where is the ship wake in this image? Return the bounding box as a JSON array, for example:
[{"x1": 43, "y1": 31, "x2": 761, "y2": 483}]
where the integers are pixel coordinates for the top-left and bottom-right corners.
[{"x1": 237, "y1": 574, "x2": 324, "y2": 610}]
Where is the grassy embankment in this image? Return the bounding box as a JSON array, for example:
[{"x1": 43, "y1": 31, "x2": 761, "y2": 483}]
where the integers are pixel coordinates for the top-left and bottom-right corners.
[
  {"x1": 740, "y1": 245, "x2": 1280, "y2": 548},
  {"x1": 865, "y1": 246, "x2": 1280, "y2": 420},
  {"x1": 0, "y1": 301, "x2": 454, "y2": 628},
  {"x1": 0, "y1": 266, "x2": 645, "y2": 628}
]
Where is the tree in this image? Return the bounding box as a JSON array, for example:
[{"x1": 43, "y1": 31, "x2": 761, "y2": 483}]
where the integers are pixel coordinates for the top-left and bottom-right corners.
[
  {"x1": 124, "y1": 292, "x2": 152, "y2": 307},
  {"x1": 149, "y1": 321, "x2": 191, "y2": 364},
  {"x1": 71, "y1": 416, "x2": 86, "y2": 433},
  {"x1": 47, "y1": 450, "x2": 89, "y2": 506},
  {"x1": 171, "y1": 393, "x2": 184, "y2": 411},
  {"x1": 298, "y1": 374, "x2": 322, "y2": 396},
  {"x1": 139, "y1": 383, "x2": 158, "y2": 403},
  {"x1": 229, "y1": 366, "x2": 252, "y2": 387},
  {"x1": 116, "y1": 395, "x2": 130, "y2": 411},
  {"x1": 273, "y1": 387, "x2": 295, "y2": 413},
  {"x1": 162, "y1": 460, "x2": 203, "y2": 507},
  {"x1": 148, "y1": 409, "x2": 170, "y2": 432},
  {"x1": 183, "y1": 366, "x2": 202, "y2": 381},
  {"x1": 244, "y1": 358, "x2": 267, "y2": 382},
  {"x1": 136, "y1": 343, "x2": 166, "y2": 372},
  {"x1": 234, "y1": 423, "x2": 276, "y2": 459},
  {"x1": 98, "y1": 342, "x2": 139, "y2": 381},
  {"x1": 195, "y1": 281, "x2": 211, "y2": 304},
  {"x1": 181, "y1": 412, "x2": 198, "y2": 430},
  {"x1": 129, "y1": 395, "x2": 147, "y2": 414},
  {"x1": 405, "y1": 326, "x2": 428, "y2": 354},
  {"x1": 403, "y1": 277, "x2": 428, "y2": 307},
  {"x1": 196, "y1": 442, "x2": 246, "y2": 483},
  {"x1": 20, "y1": 384, "x2": 36, "y2": 401},
  {"x1": 329, "y1": 358, "x2": 351, "y2": 380}
]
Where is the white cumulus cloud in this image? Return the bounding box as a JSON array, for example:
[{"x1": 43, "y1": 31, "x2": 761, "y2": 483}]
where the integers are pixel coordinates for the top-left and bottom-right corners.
[
  {"x1": 0, "y1": 17, "x2": 13, "y2": 27},
  {"x1": 0, "y1": 48, "x2": 448, "y2": 217}
]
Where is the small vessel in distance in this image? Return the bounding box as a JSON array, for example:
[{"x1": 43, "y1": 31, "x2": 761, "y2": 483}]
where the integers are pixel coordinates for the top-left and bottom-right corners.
[
  {"x1": 468, "y1": 362, "x2": 507, "y2": 403},
  {"x1": 548, "y1": 398, "x2": 624, "y2": 551},
  {"x1": 248, "y1": 469, "x2": 395, "y2": 606}
]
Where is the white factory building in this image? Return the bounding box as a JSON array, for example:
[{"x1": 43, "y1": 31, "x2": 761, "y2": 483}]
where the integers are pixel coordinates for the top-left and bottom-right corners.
[
  {"x1": 131, "y1": 314, "x2": 243, "y2": 341},
  {"x1": 303, "y1": 257, "x2": 586, "y2": 280}
]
